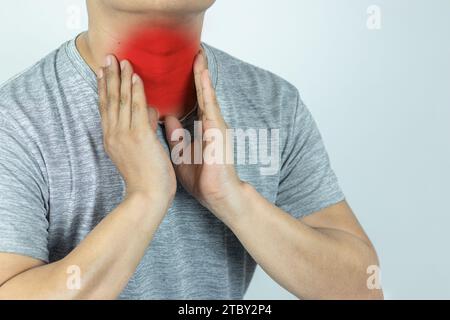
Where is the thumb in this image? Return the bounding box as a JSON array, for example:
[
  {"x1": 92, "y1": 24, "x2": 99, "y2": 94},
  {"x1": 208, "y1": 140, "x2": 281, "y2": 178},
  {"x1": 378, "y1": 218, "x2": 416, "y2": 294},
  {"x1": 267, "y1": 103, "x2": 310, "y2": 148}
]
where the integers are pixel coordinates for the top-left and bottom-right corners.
[
  {"x1": 164, "y1": 115, "x2": 185, "y2": 151},
  {"x1": 147, "y1": 107, "x2": 160, "y2": 132},
  {"x1": 200, "y1": 69, "x2": 227, "y2": 130}
]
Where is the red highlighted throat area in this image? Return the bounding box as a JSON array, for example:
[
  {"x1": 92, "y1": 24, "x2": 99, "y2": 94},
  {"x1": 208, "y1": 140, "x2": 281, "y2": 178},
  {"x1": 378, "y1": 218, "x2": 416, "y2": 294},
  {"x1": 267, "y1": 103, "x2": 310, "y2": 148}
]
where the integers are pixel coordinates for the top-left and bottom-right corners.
[{"x1": 116, "y1": 27, "x2": 200, "y2": 118}]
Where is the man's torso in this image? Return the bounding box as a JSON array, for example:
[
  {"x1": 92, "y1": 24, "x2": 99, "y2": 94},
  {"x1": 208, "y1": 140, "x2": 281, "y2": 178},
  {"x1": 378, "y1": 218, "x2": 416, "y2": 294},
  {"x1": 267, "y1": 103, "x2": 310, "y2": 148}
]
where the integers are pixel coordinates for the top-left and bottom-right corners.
[{"x1": 0, "y1": 40, "x2": 298, "y2": 299}]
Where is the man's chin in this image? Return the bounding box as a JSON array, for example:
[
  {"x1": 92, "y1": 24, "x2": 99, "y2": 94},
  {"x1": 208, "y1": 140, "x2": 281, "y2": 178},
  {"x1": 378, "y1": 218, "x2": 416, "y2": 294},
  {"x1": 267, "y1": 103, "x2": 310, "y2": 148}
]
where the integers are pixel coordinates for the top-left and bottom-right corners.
[{"x1": 94, "y1": 0, "x2": 216, "y2": 16}]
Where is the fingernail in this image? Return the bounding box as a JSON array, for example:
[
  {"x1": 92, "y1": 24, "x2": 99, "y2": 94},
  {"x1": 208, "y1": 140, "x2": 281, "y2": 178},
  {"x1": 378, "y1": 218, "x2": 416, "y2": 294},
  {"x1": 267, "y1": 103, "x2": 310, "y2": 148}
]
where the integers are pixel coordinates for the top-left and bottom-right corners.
[
  {"x1": 132, "y1": 74, "x2": 139, "y2": 84},
  {"x1": 97, "y1": 68, "x2": 103, "y2": 79},
  {"x1": 105, "y1": 55, "x2": 112, "y2": 67}
]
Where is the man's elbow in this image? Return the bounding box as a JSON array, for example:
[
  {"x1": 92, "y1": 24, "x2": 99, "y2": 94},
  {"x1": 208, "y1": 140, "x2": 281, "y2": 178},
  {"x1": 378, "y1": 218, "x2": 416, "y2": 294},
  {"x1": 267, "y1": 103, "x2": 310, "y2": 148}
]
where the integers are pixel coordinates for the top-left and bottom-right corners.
[
  {"x1": 366, "y1": 288, "x2": 384, "y2": 300},
  {"x1": 352, "y1": 245, "x2": 384, "y2": 300},
  {"x1": 330, "y1": 243, "x2": 384, "y2": 300}
]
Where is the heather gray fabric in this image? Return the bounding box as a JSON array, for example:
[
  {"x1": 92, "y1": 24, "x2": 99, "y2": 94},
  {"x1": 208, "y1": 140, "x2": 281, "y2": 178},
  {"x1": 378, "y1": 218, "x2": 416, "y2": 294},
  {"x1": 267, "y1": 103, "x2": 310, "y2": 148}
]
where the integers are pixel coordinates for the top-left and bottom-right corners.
[{"x1": 0, "y1": 38, "x2": 345, "y2": 299}]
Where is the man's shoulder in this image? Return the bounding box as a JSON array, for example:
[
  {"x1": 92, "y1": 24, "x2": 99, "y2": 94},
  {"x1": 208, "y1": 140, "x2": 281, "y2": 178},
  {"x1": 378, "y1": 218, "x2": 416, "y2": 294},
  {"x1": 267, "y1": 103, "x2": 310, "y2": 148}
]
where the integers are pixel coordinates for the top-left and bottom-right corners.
[
  {"x1": 204, "y1": 44, "x2": 299, "y2": 104},
  {"x1": 0, "y1": 43, "x2": 67, "y2": 126},
  {"x1": 203, "y1": 44, "x2": 302, "y2": 129},
  {"x1": 0, "y1": 48, "x2": 61, "y2": 100}
]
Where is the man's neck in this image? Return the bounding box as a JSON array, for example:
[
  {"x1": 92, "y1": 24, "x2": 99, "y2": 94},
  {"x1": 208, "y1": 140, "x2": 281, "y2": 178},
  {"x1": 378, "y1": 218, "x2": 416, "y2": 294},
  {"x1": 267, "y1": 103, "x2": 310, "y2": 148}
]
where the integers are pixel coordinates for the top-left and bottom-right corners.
[{"x1": 77, "y1": 5, "x2": 204, "y2": 119}]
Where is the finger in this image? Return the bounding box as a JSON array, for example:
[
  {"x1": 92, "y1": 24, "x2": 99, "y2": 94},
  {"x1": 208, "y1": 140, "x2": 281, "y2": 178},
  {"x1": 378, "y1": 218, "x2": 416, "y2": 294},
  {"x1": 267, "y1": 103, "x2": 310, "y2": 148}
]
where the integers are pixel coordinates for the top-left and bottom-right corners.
[
  {"x1": 104, "y1": 54, "x2": 121, "y2": 127},
  {"x1": 200, "y1": 70, "x2": 232, "y2": 165},
  {"x1": 118, "y1": 60, "x2": 133, "y2": 130},
  {"x1": 130, "y1": 73, "x2": 150, "y2": 130},
  {"x1": 164, "y1": 115, "x2": 184, "y2": 152},
  {"x1": 193, "y1": 50, "x2": 207, "y2": 117},
  {"x1": 147, "y1": 107, "x2": 159, "y2": 132},
  {"x1": 97, "y1": 68, "x2": 108, "y2": 132},
  {"x1": 201, "y1": 69, "x2": 224, "y2": 125},
  {"x1": 164, "y1": 117, "x2": 191, "y2": 173}
]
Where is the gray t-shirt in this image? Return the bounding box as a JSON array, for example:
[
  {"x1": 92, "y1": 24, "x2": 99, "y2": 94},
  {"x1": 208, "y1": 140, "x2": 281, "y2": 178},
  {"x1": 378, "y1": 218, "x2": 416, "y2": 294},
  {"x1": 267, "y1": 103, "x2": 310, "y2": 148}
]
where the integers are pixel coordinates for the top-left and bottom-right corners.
[{"x1": 0, "y1": 39, "x2": 344, "y2": 299}]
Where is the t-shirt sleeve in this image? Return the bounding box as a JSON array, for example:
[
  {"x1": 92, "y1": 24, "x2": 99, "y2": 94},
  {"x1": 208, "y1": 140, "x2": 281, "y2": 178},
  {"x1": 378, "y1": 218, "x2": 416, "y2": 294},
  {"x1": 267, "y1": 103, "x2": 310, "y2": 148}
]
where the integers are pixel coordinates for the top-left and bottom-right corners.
[
  {"x1": 0, "y1": 117, "x2": 49, "y2": 262},
  {"x1": 275, "y1": 91, "x2": 345, "y2": 219}
]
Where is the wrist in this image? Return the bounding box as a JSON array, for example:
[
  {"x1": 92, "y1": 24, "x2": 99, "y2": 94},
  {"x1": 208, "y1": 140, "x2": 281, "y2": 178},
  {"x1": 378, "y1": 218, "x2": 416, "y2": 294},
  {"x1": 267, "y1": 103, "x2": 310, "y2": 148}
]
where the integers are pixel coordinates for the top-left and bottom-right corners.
[
  {"x1": 116, "y1": 189, "x2": 172, "y2": 237},
  {"x1": 208, "y1": 181, "x2": 254, "y2": 227},
  {"x1": 125, "y1": 188, "x2": 174, "y2": 212}
]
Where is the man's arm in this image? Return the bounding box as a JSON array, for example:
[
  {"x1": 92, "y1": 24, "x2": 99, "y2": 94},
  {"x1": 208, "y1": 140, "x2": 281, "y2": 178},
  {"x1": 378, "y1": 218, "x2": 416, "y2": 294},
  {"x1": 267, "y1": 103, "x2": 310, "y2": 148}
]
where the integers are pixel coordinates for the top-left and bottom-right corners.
[
  {"x1": 213, "y1": 188, "x2": 383, "y2": 300},
  {"x1": 0, "y1": 56, "x2": 176, "y2": 299},
  {"x1": 165, "y1": 51, "x2": 383, "y2": 300},
  {"x1": 0, "y1": 192, "x2": 168, "y2": 299}
]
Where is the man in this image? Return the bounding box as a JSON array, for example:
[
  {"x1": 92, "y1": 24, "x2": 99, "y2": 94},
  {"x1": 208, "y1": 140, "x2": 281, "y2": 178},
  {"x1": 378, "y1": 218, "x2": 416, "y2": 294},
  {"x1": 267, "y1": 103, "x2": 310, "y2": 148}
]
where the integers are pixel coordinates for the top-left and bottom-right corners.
[{"x1": 0, "y1": 0, "x2": 382, "y2": 299}]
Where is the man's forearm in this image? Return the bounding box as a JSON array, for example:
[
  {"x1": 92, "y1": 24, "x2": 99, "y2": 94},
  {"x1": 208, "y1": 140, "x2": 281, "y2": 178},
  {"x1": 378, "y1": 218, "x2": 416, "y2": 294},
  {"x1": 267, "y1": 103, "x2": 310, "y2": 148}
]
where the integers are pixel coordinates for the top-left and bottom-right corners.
[
  {"x1": 0, "y1": 192, "x2": 168, "y2": 299},
  {"x1": 216, "y1": 183, "x2": 382, "y2": 300}
]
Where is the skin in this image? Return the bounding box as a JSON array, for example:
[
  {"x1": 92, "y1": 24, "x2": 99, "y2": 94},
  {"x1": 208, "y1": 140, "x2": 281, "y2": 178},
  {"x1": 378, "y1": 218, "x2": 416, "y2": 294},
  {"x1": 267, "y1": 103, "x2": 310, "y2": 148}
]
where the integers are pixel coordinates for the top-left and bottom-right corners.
[
  {"x1": 77, "y1": 0, "x2": 208, "y2": 119},
  {"x1": 0, "y1": 0, "x2": 383, "y2": 299}
]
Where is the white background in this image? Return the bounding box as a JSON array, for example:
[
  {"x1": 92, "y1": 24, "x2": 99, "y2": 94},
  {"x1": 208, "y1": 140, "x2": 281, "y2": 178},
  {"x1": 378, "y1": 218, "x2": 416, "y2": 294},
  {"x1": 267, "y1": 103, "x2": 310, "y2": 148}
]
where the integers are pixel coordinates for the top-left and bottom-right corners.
[{"x1": 1, "y1": 0, "x2": 449, "y2": 299}]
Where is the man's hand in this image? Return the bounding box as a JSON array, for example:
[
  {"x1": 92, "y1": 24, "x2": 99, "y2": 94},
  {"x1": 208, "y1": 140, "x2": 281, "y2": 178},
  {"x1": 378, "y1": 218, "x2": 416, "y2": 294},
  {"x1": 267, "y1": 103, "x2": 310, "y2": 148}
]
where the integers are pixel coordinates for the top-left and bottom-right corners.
[
  {"x1": 98, "y1": 55, "x2": 177, "y2": 206},
  {"x1": 165, "y1": 52, "x2": 381, "y2": 300},
  {"x1": 164, "y1": 51, "x2": 244, "y2": 220},
  {"x1": 0, "y1": 55, "x2": 181, "y2": 299}
]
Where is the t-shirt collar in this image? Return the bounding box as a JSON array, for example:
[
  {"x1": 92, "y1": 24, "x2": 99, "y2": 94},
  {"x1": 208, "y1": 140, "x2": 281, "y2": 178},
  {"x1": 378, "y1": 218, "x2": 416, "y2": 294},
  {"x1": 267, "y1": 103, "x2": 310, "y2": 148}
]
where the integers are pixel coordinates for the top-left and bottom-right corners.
[{"x1": 64, "y1": 35, "x2": 218, "y2": 94}]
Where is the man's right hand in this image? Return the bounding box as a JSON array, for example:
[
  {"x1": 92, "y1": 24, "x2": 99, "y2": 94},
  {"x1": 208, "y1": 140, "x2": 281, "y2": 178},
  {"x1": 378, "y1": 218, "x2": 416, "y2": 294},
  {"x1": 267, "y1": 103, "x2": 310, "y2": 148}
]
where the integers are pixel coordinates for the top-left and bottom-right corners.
[
  {"x1": 0, "y1": 55, "x2": 179, "y2": 299},
  {"x1": 97, "y1": 55, "x2": 177, "y2": 208}
]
